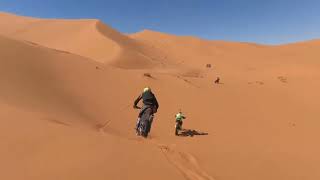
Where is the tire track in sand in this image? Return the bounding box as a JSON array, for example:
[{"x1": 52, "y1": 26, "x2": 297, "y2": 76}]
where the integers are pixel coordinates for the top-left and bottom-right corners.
[
  {"x1": 98, "y1": 118, "x2": 215, "y2": 180},
  {"x1": 157, "y1": 143, "x2": 215, "y2": 180}
]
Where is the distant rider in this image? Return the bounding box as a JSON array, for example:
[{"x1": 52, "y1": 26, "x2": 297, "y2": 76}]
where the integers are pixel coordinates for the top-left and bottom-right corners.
[
  {"x1": 133, "y1": 87, "x2": 159, "y2": 135},
  {"x1": 175, "y1": 110, "x2": 186, "y2": 134}
]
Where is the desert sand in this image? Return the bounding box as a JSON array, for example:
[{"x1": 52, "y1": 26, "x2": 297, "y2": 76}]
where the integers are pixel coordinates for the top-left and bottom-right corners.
[{"x1": 0, "y1": 11, "x2": 320, "y2": 180}]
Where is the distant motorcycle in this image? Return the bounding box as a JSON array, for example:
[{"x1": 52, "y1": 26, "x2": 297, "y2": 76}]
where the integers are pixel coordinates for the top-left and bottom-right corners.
[
  {"x1": 175, "y1": 111, "x2": 186, "y2": 136},
  {"x1": 175, "y1": 120, "x2": 183, "y2": 135}
]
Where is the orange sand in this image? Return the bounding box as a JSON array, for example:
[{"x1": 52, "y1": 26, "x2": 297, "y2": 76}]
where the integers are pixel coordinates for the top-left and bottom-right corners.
[{"x1": 0, "y1": 12, "x2": 320, "y2": 180}]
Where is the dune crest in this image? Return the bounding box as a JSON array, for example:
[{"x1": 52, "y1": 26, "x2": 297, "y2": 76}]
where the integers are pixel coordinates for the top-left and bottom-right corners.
[{"x1": 0, "y1": 12, "x2": 170, "y2": 69}]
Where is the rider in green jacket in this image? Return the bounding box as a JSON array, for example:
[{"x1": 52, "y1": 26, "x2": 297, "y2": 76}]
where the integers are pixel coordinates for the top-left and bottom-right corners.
[{"x1": 175, "y1": 110, "x2": 186, "y2": 135}]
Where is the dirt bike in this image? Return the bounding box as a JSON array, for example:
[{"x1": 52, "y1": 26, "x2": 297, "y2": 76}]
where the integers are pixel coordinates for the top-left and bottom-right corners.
[
  {"x1": 175, "y1": 120, "x2": 183, "y2": 136},
  {"x1": 135, "y1": 106, "x2": 154, "y2": 138}
]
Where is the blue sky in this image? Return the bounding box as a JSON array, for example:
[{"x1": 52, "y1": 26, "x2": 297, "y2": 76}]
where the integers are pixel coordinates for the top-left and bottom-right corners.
[{"x1": 0, "y1": 0, "x2": 319, "y2": 44}]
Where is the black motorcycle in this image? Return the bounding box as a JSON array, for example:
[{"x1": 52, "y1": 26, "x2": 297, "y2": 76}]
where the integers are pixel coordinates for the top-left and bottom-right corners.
[
  {"x1": 135, "y1": 106, "x2": 154, "y2": 138},
  {"x1": 175, "y1": 120, "x2": 183, "y2": 136}
]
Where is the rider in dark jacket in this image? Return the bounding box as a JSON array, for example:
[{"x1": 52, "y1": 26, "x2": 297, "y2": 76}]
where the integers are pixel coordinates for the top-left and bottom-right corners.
[
  {"x1": 134, "y1": 88, "x2": 159, "y2": 111},
  {"x1": 133, "y1": 87, "x2": 159, "y2": 135}
]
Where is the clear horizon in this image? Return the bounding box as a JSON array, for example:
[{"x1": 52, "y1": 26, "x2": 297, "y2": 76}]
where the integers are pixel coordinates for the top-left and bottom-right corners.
[{"x1": 0, "y1": 0, "x2": 319, "y2": 45}]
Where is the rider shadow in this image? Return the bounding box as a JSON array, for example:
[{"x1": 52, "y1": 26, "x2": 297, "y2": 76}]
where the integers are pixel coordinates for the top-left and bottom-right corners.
[{"x1": 178, "y1": 129, "x2": 208, "y2": 137}]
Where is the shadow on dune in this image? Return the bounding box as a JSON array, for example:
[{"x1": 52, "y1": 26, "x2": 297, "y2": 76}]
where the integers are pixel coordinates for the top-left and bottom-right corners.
[{"x1": 178, "y1": 129, "x2": 208, "y2": 137}]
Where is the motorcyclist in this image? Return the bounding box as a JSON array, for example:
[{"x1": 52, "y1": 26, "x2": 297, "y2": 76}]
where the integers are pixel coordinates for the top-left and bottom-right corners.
[
  {"x1": 175, "y1": 110, "x2": 186, "y2": 135},
  {"x1": 133, "y1": 87, "x2": 159, "y2": 136}
]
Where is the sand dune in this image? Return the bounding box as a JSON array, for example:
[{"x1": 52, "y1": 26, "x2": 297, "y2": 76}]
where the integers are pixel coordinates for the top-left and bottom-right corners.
[
  {"x1": 1, "y1": 11, "x2": 320, "y2": 180},
  {"x1": 0, "y1": 12, "x2": 174, "y2": 69}
]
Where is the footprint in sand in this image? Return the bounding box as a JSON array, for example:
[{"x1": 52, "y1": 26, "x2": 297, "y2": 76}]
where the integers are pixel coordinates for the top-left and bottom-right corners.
[
  {"x1": 175, "y1": 75, "x2": 200, "y2": 88},
  {"x1": 255, "y1": 81, "x2": 264, "y2": 85},
  {"x1": 143, "y1": 72, "x2": 157, "y2": 79},
  {"x1": 248, "y1": 81, "x2": 264, "y2": 85},
  {"x1": 46, "y1": 118, "x2": 71, "y2": 127},
  {"x1": 278, "y1": 76, "x2": 288, "y2": 83}
]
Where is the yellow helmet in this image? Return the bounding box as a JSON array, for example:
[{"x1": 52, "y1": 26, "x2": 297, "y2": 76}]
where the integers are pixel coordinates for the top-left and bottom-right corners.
[{"x1": 143, "y1": 87, "x2": 151, "y2": 93}]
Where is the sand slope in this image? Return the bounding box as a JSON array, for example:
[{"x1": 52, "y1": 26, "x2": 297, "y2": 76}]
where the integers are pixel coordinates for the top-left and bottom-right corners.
[
  {"x1": 1, "y1": 11, "x2": 320, "y2": 180},
  {"x1": 0, "y1": 12, "x2": 168, "y2": 69},
  {"x1": 0, "y1": 34, "x2": 188, "y2": 180}
]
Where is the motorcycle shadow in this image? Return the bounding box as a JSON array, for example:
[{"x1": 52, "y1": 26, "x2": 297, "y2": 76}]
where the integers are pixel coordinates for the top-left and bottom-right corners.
[{"x1": 177, "y1": 129, "x2": 208, "y2": 137}]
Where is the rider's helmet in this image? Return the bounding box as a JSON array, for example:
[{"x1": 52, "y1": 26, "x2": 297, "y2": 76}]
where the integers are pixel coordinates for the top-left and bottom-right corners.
[{"x1": 143, "y1": 87, "x2": 151, "y2": 93}]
